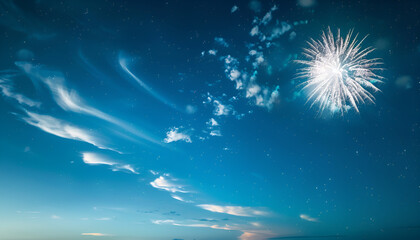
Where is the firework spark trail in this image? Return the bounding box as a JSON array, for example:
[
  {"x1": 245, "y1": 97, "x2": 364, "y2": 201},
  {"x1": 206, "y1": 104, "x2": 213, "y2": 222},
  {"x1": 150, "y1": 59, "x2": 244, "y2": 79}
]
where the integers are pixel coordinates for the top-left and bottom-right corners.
[{"x1": 296, "y1": 28, "x2": 384, "y2": 114}]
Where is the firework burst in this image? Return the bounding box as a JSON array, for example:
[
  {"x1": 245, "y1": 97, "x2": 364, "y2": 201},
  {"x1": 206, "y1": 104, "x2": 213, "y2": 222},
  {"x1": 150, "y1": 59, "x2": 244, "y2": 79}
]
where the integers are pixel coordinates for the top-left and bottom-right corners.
[{"x1": 296, "y1": 28, "x2": 384, "y2": 114}]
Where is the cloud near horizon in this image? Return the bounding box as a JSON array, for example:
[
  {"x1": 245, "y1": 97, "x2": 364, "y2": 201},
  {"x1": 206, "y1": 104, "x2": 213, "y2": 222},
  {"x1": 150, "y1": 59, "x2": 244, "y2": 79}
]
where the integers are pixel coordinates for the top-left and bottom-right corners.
[{"x1": 197, "y1": 204, "x2": 269, "y2": 217}]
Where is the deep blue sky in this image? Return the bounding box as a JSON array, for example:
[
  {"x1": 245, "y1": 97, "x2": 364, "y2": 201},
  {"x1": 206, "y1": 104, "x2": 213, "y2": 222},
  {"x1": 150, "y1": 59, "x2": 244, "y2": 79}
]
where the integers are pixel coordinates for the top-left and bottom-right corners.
[{"x1": 0, "y1": 0, "x2": 419, "y2": 240}]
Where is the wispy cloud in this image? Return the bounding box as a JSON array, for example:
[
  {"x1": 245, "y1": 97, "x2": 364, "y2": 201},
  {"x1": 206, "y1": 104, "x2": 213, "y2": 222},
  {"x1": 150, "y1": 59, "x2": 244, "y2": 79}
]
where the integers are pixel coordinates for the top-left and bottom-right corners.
[
  {"x1": 299, "y1": 214, "x2": 318, "y2": 222},
  {"x1": 152, "y1": 219, "x2": 236, "y2": 230},
  {"x1": 0, "y1": 78, "x2": 40, "y2": 107},
  {"x1": 22, "y1": 111, "x2": 115, "y2": 151},
  {"x1": 15, "y1": 61, "x2": 163, "y2": 147},
  {"x1": 197, "y1": 204, "x2": 268, "y2": 217},
  {"x1": 82, "y1": 152, "x2": 138, "y2": 174},
  {"x1": 164, "y1": 127, "x2": 192, "y2": 143},
  {"x1": 239, "y1": 230, "x2": 276, "y2": 240},
  {"x1": 119, "y1": 52, "x2": 190, "y2": 114},
  {"x1": 81, "y1": 233, "x2": 110, "y2": 236},
  {"x1": 150, "y1": 175, "x2": 189, "y2": 193},
  {"x1": 171, "y1": 194, "x2": 193, "y2": 203},
  {"x1": 51, "y1": 215, "x2": 61, "y2": 219},
  {"x1": 153, "y1": 219, "x2": 275, "y2": 240}
]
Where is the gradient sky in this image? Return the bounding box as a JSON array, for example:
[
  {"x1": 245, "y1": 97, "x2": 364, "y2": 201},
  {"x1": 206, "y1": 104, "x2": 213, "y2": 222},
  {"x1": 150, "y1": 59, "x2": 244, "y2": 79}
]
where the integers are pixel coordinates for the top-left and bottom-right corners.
[{"x1": 0, "y1": 0, "x2": 419, "y2": 240}]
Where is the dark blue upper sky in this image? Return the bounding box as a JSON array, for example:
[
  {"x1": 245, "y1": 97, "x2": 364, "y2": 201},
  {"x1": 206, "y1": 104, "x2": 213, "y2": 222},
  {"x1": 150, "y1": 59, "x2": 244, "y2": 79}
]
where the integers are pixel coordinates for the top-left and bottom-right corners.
[{"x1": 0, "y1": 1, "x2": 419, "y2": 240}]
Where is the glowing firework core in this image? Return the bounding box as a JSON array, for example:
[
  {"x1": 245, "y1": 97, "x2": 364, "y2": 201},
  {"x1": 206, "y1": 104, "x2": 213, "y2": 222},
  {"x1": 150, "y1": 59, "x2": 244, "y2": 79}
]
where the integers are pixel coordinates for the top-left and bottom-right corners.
[{"x1": 297, "y1": 28, "x2": 383, "y2": 114}]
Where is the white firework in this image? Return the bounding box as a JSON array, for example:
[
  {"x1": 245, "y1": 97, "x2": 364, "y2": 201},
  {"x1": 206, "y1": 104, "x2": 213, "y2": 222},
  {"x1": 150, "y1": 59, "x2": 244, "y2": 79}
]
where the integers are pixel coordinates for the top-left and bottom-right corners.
[{"x1": 296, "y1": 28, "x2": 383, "y2": 114}]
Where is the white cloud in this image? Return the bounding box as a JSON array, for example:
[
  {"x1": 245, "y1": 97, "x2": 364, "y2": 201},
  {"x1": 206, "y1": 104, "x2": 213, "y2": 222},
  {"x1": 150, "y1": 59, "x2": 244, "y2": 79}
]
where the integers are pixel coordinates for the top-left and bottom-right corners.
[
  {"x1": 82, "y1": 152, "x2": 138, "y2": 174},
  {"x1": 118, "y1": 53, "x2": 185, "y2": 113},
  {"x1": 153, "y1": 219, "x2": 237, "y2": 230},
  {"x1": 208, "y1": 49, "x2": 217, "y2": 55},
  {"x1": 300, "y1": 214, "x2": 318, "y2": 222},
  {"x1": 210, "y1": 130, "x2": 222, "y2": 137},
  {"x1": 246, "y1": 84, "x2": 261, "y2": 98},
  {"x1": 16, "y1": 61, "x2": 162, "y2": 146},
  {"x1": 197, "y1": 204, "x2": 268, "y2": 217},
  {"x1": 153, "y1": 219, "x2": 275, "y2": 240},
  {"x1": 239, "y1": 230, "x2": 275, "y2": 240},
  {"x1": 267, "y1": 22, "x2": 292, "y2": 40},
  {"x1": 0, "y1": 80, "x2": 40, "y2": 107},
  {"x1": 150, "y1": 175, "x2": 189, "y2": 193},
  {"x1": 207, "y1": 118, "x2": 219, "y2": 127},
  {"x1": 51, "y1": 215, "x2": 61, "y2": 219},
  {"x1": 171, "y1": 194, "x2": 193, "y2": 203},
  {"x1": 229, "y1": 69, "x2": 241, "y2": 81},
  {"x1": 261, "y1": 5, "x2": 277, "y2": 25},
  {"x1": 246, "y1": 84, "x2": 279, "y2": 110},
  {"x1": 213, "y1": 100, "x2": 232, "y2": 116},
  {"x1": 95, "y1": 217, "x2": 111, "y2": 221},
  {"x1": 22, "y1": 111, "x2": 114, "y2": 151},
  {"x1": 81, "y1": 233, "x2": 109, "y2": 236},
  {"x1": 164, "y1": 127, "x2": 192, "y2": 143},
  {"x1": 250, "y1": 26, "x2": 259, "y2": 36}
]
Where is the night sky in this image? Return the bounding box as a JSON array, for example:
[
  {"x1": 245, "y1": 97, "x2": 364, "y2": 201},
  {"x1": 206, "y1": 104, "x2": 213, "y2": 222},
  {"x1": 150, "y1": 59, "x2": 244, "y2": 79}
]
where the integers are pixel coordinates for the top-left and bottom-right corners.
[{"x1": 0, "y1": 1, "x2": 419, "y2": 240}]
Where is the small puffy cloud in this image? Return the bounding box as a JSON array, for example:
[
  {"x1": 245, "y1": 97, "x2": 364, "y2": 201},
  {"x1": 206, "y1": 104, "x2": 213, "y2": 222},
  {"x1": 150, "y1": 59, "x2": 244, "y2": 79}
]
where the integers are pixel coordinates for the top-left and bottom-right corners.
[
  {"x1": 51, "y1": 215, "x2": 61, "y2": 219},
  {"x1": 231, "y1": 5, "x2": 239, "y2": 13},
  {"x1": 207, "y1": 118, "x2": 219, "y2": 127},
  {"x1": 213, "y1": 100, "x2": 232, "y2": 116},
  {"x1": 261, "y1": 5, "x2": 278, "y2": 25},
  {"x1": 150, "y1": 175, "x2": 189, "y2": 193},
  {"x1": 246, "y1": 84, "x2": 261, "y2": 98},
  {"x1": 208, "y1": 49, "x2": 217, "y2": 55},
  {"x1": 197, "y1": 204, "x2": 268, "y2": 217},
  {"x1": 229, "y1": 69, "x2": 241, "y2": 81},
  {"x1": 164, "y1": 127, "x2": 192, "y2": 143},
  {"x1": 210, "y1": 130, "x2": 222, "y2": 137},
  {"x1": 81, "y1": 233, "x2": 109, "y2": 236},
  {"x1": 250, "y1": 26, "x2": 259, "y2": 36},
  {"x1": 215, "y1": 37, "x2": 229, "y2": 47},
  {"x1": 395, "y1": 75, "x2": 413, "y2": 89},
  {"x1": 82, "y1": 152, "x2": 138, "y2": 174},
  {"x1": 267, "y1": 22, "x2": 292, "y2": 40},
  {"x1": 300, "y1": 214, "x2": 318, "y2": 222}
]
